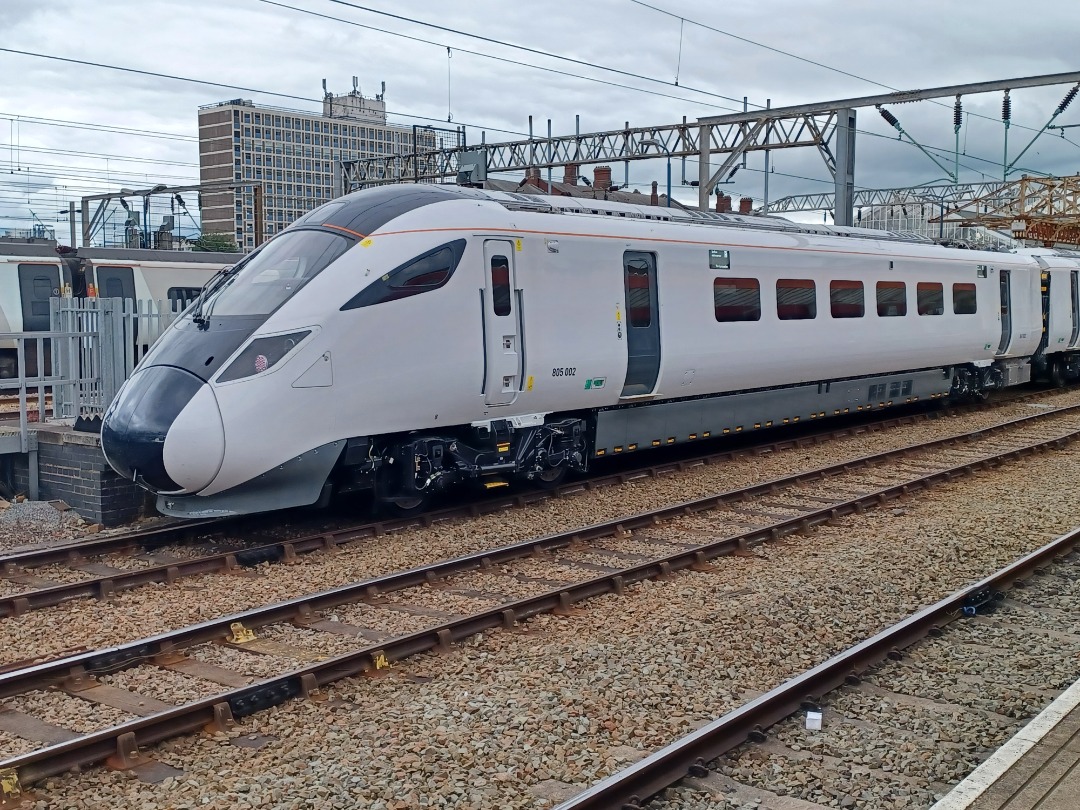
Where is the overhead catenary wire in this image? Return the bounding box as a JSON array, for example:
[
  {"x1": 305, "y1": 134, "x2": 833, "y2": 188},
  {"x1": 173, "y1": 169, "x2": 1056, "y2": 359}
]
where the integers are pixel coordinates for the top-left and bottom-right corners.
[
  {"x1": 0, "y1": 47, "x2": 530, "y2": 138},
  {"x1": 252, "y1": 0, "x2": 744, "y2": 113}
]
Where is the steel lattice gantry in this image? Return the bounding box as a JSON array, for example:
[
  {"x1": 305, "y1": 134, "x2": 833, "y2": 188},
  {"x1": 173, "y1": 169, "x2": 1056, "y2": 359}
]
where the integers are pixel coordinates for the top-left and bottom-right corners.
[
  {"x1": 763, "y1": 180, "x2": 1020, "y2": 215},
  {"x1": 932, "y1": 175, "x2": 1080, "y2": 246},
  {"x1": 339, "y1": 70, "x2": 1080, "y2": 226}
]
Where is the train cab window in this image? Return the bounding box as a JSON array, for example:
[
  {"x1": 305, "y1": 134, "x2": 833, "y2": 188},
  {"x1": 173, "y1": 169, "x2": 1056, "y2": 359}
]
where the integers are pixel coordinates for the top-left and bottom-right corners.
[
  {"x1": 342, "y1": 238, "x2": 466, "y2": 310},
  {"x1": 917, "y1": 282, "x2": 944, "y2": 316},
  {"x1": 953, "y1": 283, "x2": 977, "y2": 314},
  {"x1": 205, "y1": 229, "x2": 352, "y2": 317},
  {"x1": 876, "y1": 281, "x2": 907, "y2": 316},
  {"x1": 491, "y1": 256, "x2": 512, "y2": 316},
  {"x1": 625, "y1": 257, "x2": 653, "y2": 327},
  {"x1": 713, "y1": 278, "x2": 760, "y2": 322},
  {"x1": 776, "y1": 279, "x2": 816, "y2": 320},
  {"x1": 830, "y1": 280, "x2": 864, "y2": 318}
]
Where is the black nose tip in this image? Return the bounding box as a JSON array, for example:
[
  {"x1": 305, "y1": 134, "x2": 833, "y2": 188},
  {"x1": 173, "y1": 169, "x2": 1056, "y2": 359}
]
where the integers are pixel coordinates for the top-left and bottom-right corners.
[{"x1": 102, "y1": 366, "x2": 204, "y2": 492}]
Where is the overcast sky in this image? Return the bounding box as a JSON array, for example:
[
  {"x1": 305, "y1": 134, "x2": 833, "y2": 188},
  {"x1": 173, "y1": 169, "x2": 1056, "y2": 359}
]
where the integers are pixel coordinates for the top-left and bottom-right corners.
[{"x1": 2, "y1": 0, "x2": 1079, "y2": 238}]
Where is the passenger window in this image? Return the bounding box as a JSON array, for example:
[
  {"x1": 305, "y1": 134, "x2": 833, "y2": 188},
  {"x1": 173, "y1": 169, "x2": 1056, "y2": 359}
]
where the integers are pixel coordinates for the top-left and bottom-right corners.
[
  {"x1": 830, "y1": 280, "x2": 864, "y2": 318},
  {"x1": 714, "y1": 278, "x2": 760, "y2": 322},
  {"x1": 341, "y1": 239, "x2": 466, "y2": 309},
  {"x1": 776, "y1": 279, "x2": 816, "y2": 320},
  {"x1": 953, "y1": 283, "x2": 977, "y2": 314},
  {"x1": 876, "y1": 281, "x2": 906, "y2": 316},
  {"x1": 490, "y1": 256, "x2": 512, "y2": 316},
  {"x1": 625, "y1": 257, "x2": 652, "y2": 327},
  {"x1": 917, "y1": 282, "x2": 944, "y2": 316},
  {"x1": 168, "y1": 287, "x2": 203, "y2": 309}
]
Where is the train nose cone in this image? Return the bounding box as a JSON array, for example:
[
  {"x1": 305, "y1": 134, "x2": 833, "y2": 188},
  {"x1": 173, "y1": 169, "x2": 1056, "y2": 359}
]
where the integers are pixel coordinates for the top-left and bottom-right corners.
[{"x1": 102, "y1": 366, "x2": 224, "y2": 494}]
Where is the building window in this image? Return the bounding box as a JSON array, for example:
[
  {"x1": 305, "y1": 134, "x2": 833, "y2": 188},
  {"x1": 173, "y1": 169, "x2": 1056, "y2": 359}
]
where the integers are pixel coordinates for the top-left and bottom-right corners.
[
  {"x1": 776, "y1": 279, "x2": 816, "y2": 320},
  {"x1": 713, "y1": 278, "x2": 760, "y2": 322},
  {"x1": 876, "y1": 281, "x2": 906, "y2": 316},
  {"x1": 830, "y1": 280, "x2": 864, "y2": 318},
  {"x1": 917, "y1": 282, "x2": 944, "y2": 315},
  {"x1": 953, "y1": 283, "x2": 977, "y2": 314}
]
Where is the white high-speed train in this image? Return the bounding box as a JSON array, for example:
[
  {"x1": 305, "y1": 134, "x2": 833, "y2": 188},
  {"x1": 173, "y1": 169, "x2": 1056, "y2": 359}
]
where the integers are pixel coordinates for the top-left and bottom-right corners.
[
  {"x1": 100, "y1": 184, "x2": 1080, "y2": 519},
  {"x1": 0, "y1": 239, "x2": 232, "y2": 377}
]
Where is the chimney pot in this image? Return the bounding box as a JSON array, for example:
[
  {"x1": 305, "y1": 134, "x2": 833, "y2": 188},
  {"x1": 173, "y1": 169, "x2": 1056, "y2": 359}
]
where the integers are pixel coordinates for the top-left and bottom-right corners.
[
  {"x1": 717, "y1": 194, "x2": 732, "y2": 213},
  {"x1": 563, "y1": 163, "x2": 579, "y2": 186},
  {"x1": 650, "y1": 180, "x2": 659, "y2": 206},
  {"x1": 739, "y1": 196, "x2": 753, "y2": 215},
  {"x1": 593, "y1": 165, "x2": 613, "y2": 190}
]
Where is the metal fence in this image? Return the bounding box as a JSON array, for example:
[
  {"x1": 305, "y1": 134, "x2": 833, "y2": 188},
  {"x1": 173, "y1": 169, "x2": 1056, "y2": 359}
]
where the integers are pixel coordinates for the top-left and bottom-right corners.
[
  {"x1": 49, "y1": 297, "x2": 185, "y2": 421},
  {"x1": 1, "y1": 297, "x2": 185, "y2": 489}
]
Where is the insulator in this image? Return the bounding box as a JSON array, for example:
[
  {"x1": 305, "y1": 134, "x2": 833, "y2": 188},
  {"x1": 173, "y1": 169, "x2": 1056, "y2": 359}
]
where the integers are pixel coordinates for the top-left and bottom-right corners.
[
  {"x1": 878, "y1": 106, "x2": 900, "y2": 128},
  {"x1": 1058, "y1": 84, "x2": 1079, "y2": 115},
  {"x1": 1002, "y1": 90, "x2": 1012, "y2": 123},
  {"x1": 953, "y1": 96, "x2": 963, "y2": 130}
]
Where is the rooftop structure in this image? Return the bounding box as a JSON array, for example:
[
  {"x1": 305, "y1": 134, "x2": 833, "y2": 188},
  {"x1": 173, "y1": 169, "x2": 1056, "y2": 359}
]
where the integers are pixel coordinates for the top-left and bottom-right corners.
[{"x1": 197, "y1": 79, "x2": 440, "y2": 250}]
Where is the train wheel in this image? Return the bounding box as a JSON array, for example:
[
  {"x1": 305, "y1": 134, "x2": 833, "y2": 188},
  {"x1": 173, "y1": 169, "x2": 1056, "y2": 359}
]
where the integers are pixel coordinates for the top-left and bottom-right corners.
[
  {"x1": 534, "y1": 466, "x2": 568, "y2": 490},
  {"x1": 1052, "y1": 361, "x2": 1068, "y2": 389},
  {"x1": 382, "y1": 495, "x2": 430, "y2": 517}
]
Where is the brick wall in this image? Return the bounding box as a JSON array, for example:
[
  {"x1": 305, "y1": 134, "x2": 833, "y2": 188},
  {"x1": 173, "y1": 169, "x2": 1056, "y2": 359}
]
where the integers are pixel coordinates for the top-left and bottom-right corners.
[{"x1": 8, "y1": 431, "x2": 151, "y2": 526}]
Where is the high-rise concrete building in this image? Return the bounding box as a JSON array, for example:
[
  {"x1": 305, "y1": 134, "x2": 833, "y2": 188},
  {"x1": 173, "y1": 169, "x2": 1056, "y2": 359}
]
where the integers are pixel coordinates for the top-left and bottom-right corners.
[{"x1": 197, "y1": 80, "x2": 435, "y2": 250}]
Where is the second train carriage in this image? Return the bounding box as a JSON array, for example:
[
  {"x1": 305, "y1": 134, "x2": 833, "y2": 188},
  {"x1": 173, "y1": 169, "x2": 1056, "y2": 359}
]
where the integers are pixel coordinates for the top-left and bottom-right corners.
[
  {"x1": 98, "y1": 185, "x2": 1080, "y2": 519},
  {"x1": 0, "y1": 240, "x2": 232, "y2": 377}
]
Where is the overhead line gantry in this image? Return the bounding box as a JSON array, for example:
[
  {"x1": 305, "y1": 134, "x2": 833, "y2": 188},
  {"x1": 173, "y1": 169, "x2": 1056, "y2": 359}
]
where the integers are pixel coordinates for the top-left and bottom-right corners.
[{"x1": 339, "y1": 71, "x2": 1080, "y2": 226}]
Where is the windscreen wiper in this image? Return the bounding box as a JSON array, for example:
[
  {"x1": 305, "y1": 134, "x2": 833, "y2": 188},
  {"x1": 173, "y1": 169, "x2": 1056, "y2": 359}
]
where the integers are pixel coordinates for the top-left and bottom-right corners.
[{"x1": 190, "y1": 265, "x2": 234, "y2": 328}]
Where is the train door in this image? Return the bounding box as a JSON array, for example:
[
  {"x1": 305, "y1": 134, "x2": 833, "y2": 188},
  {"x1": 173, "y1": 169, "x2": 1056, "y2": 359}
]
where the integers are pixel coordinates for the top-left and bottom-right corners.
[
  {"x1": 481, "y1": 240, "x2": 521, "y2": 406},
  {"x1": 1071, "y1": 271, "x2": 1080, "y2": 349},
  {"x1": 621, "y1": 251, "x2": 661, "y2": 397},
  {"x1": 95, "y1": 265, "x2": 135, "y2": 303},
  {"x1": 997, "y1": 270, "x2": 1012, "y2": 354},
  {"x1": 95, "y1": 265, "x2": 138, "y2": 342},
  {"x1": 18, "y1": 264, "x2": 60, "y2": 331}
]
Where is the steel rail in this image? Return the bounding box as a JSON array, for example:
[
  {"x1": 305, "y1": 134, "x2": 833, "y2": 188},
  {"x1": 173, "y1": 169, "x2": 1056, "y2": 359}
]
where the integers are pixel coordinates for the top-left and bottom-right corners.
[
  {"x1": 552, "y1": 533, "x2": 1080, "y2": 810},
  {"x1": 0, "y1": 385, "x2": 1044, "y2": 573},
  {"x1": 0, "y1": 395, "x2": 1071, "y2": 619},
  {"x1": 1, "y1": 414, "x2": 1079, "y2": 786}
]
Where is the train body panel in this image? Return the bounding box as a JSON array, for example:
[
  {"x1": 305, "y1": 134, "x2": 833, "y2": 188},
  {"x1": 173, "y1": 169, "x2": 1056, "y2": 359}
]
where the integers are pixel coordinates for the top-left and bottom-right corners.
[{"x1": 94, "y1": 186, "x2": 1080, "y2": 518}]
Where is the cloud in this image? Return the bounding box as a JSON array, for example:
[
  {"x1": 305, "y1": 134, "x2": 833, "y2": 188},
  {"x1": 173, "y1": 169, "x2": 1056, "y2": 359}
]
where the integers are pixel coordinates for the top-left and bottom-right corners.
[{"x1": 1, "y1": 0, "x2": 1078, "y2": 229}]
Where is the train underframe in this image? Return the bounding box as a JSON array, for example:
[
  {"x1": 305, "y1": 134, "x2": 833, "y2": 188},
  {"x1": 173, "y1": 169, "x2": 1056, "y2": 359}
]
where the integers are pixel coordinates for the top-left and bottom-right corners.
[
  {"x1": 332, "y1": 416, "x2": 591, "y2": 512},
  {"x1": 335, "y1": 354, "x2": 1080, "y2": 512}
]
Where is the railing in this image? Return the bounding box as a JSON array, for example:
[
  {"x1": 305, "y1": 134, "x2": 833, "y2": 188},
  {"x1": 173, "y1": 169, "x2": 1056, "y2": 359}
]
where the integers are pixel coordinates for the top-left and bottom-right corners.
[{"x1": 49, "y1": 297, "x2": 185, "y2": 421}]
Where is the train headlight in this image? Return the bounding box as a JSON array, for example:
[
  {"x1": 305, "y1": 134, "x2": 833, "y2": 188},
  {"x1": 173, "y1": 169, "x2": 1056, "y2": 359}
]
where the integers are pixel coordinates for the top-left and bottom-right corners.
[{"x1": 218, "y1": 330, "x2": 311, "y2": 382}]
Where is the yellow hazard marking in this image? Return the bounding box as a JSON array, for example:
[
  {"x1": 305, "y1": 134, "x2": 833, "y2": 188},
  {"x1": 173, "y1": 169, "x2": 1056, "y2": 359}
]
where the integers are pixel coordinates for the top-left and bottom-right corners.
[
  {"x1": 361, "y1": 238, "x2": 374, "y2": 247},
  {"x1": 515, "y1": 238, "x2": 523, "y2": 251},
  {"x1": 373, "y1": 652, "x2": 390, "y2": 670},
  {"x1": 616, "y1": 306, "x2": 622, "y2": 322},
  {"x1": 1, "y1": 768, "x2": 21, "y2": 798},
  {"x1": 228, "y1": 622, "x2": 256, "y2": 644},
  {"x1": 526, "y1": 375, "x2": 534, "y2": 391}
]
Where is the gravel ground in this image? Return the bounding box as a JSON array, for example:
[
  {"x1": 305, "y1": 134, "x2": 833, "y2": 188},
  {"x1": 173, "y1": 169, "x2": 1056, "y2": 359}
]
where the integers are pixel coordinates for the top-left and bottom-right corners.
[
  {"x1": 7, "y1": 395, "x2": 1071, "y2": 667},
  {"x1": 12, "y1": 433, "x2": 1080, "y2": 809}
]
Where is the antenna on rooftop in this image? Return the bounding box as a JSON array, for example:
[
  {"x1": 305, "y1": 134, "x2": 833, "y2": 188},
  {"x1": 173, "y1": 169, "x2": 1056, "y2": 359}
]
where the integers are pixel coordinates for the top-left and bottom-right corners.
[
  {"x1": 352, "y1": 75, "x2": 359, "y2": 94},
  {"x1": 322, "y1": 79, "x2": 330, "y2": 99}
]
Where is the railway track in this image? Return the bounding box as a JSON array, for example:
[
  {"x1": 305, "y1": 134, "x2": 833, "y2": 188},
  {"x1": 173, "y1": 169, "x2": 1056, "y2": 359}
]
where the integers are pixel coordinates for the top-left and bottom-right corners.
[
  {"x1": 3, "y1": 393, "x2": 1080, "y2": 796},
  {"x1": 0, "y1": 388, "x2": 1069, "y2": 619},
  {"x1": 557, "y1": 530, "x2": 1080, "y2": 810}
]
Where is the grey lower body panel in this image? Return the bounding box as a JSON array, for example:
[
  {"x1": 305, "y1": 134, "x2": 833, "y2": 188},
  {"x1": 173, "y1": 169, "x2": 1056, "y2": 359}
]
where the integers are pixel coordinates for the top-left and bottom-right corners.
[
  {"x1": 594, "y1": 369, "x2": 953, "y2": 455},
  {"x1": 156, "y1": 439, "x2": 345, "y2": 518}
]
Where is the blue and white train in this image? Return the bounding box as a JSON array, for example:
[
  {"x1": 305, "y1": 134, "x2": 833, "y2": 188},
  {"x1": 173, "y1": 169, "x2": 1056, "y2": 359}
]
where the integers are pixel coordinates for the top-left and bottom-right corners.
[{"x1": 100, "y1": 184, "x2": 1080, "y2": 518}]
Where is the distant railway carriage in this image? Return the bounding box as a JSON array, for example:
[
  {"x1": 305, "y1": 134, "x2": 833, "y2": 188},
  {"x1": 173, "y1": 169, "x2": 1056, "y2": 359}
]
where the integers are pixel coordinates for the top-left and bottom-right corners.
[
  {"x1": 0, "y1": 240, "x2": 230, "y2": 377},
  {"x1": 99, "y1": 185, "x2": 1080, "y2": 519}
]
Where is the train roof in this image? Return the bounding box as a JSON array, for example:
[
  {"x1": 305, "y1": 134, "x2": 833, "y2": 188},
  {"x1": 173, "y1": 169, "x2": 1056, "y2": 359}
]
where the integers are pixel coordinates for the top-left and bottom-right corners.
[
  {"x1": 315, "y1": 183, "x2": 942, "y2": 248},
  {"x1": 0, "y1": 238, "x2": 237, "y2": 264}
]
